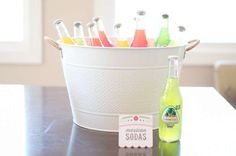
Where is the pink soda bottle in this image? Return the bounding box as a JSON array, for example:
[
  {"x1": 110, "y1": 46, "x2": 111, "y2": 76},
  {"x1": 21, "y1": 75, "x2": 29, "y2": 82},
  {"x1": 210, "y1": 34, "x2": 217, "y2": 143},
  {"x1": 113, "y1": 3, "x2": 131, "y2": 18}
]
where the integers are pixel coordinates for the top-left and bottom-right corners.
[
  {"x1": 131, "y1": 10, "x2": 148, "y2": 47},
  {"x1": 87, "y1": 22, "x2": 102, "y2": 47},
  {"x1": 93, "y1": 17, "x2": 113, "y2": 47}
]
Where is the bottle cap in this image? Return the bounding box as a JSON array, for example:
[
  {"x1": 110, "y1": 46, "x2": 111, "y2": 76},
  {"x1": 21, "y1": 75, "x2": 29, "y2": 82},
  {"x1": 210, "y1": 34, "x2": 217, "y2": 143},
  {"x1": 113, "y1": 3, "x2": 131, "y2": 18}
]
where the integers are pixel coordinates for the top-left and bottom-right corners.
[
  {"x1": 87, "y1": 22, "x2": 95, "y2": 28},
  {"x1": 162, "y1": 14, "x2": 169, "y2": 19},
  {"x1": 178, "y1": 26, "x2": 186, "y2": 32},
  {"x1": 92, "y1": 17, "x2": 100, "y2": 22},
  {"x1": 74, "y1": 21, "x2": 82, "y2": 27},
  {"x1": 137, "y1": 10, "x2": 146, "y2": 16},
  {"x1": 54, "y1": 19, "x2": 63, "y2": 25},
  {"x1": 114, "y1": 23, "x2": 122, "y2": 29}
]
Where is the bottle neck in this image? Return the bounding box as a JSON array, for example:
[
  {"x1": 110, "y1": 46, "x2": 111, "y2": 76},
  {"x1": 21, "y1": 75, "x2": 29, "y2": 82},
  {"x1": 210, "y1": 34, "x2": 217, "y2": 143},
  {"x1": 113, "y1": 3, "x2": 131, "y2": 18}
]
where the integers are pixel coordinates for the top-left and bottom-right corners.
[
  {"x1": 135, "y1": 15, "x2": 145, "y2": 30},
  {"x1": 74, "y1": 25, "x2": 85, "y2": 38},
  {"x1": 95, "y1": 19, "x2": 105, "y2": 31},
  {"x1": 88, "y1": 25, "x2": 100, "y2": 39},
  {"x1": 114, "y1": 27, "x2": 121, "y2": 40},
  {"x1": 161, "y1": 18, "x2": 169, "y2": 29},
  {"x1": 168, "y1": 57, "x2": 179, "y2": 79},
  {"x1": 56, "y1": 22, "x2": 71, "y2": 38}
]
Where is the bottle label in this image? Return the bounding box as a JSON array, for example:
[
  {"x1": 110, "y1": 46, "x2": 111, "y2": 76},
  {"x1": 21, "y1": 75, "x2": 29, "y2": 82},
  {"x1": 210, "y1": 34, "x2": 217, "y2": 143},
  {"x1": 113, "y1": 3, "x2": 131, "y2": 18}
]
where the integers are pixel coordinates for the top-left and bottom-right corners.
[{"x1": 161, "y1": 106, "x2": 179, "y2": 128}]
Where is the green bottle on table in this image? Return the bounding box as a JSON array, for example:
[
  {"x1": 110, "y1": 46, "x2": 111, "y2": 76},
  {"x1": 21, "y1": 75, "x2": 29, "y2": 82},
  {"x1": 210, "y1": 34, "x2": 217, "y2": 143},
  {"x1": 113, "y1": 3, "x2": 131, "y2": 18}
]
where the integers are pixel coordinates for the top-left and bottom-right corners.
[
  {"x1": 159, "y1": 56, "x2": 182, "y2": 142},
  {"x1": 155, "y1": 14, "x2": 171, "y2": 47}
]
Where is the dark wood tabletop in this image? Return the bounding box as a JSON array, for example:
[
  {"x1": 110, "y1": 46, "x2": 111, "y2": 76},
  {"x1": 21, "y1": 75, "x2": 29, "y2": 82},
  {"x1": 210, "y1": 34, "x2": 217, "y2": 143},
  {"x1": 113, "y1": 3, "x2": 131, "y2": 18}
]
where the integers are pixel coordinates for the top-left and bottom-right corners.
[{"x1": 0, "y1": 85, "x2": 235, "y2": 156}]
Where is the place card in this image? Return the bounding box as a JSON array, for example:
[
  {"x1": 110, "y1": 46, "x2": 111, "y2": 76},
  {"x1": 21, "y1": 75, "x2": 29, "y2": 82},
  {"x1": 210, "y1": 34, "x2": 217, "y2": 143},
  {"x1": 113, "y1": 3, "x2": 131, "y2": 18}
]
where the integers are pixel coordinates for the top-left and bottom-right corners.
[
  {"x1": 119, "y1": 115, "x2": 153, "y2": 148},
  {"x1": 118, "y1": 147, "x2": 152, "y2": 156}
]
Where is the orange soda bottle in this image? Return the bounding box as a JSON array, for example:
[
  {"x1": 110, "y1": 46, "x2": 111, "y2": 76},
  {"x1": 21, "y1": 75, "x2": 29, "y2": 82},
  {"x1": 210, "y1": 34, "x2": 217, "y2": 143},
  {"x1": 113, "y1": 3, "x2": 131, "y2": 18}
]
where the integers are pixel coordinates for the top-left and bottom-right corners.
[
  {"x1": 114, "y1": 23, "x2": 129, "y2": 47},
  {"x1": 131, "y1": 10, "x2": 148, "y2": 47},
  {"x1": 93, "y1": 17, "x2": 113, "y2": 47},
  {"x1": 87, "y1": 22, "x2": 102, "y2": 47},
  {"x1": 54, "y1": 19, "x2": 74, "y2": 44},
  {"x1": 73, "y1": 21, "x2": 87, "y2": 46}
]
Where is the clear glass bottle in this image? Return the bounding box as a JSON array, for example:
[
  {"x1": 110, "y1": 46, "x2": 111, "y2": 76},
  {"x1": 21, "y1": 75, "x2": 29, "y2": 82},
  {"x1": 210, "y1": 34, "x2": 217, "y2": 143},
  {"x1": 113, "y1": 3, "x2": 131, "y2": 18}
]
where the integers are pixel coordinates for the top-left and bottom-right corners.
[
  {"x1": 131, "y1": 10, "x2": 148, "y2": 47},
  {"x1": 114, "y1": 23, "x2": 129, "y2": 47},
  {"x1": 87, "y1": 22, "x2": 102, "y2": 47},
  {"x1": 93, "y1": 17, "x2": 113, "y2": 47},
  {"x1": 177, "y1": 26, "x2": 186, "y2": 45},
  {"x1": 73, "y1": 21, "x2": 87, "y2": 46},
  {"x1": 159, "y1": 56, "x2": 182, "y2": 143},
  {"x1": 54, "y1": 19, "x2": 74, "y2": 44},
  {"x1": 155, "y1": 14, "x2": 171, "y2": 47}
]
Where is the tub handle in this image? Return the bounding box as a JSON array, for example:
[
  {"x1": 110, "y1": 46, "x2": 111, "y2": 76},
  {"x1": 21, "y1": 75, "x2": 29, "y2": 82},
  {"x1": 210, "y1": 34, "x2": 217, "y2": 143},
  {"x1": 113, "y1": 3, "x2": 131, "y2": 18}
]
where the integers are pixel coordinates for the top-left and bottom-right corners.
[
  {"x1": 44, "y1": 36, "x2": 61, "y2": 50},
  {"x1": 185, "y1": 39, "x2": 200, "y2": 52},
  {"x1": 44, "y1": 36, "x2": 200, "y2": 52}
]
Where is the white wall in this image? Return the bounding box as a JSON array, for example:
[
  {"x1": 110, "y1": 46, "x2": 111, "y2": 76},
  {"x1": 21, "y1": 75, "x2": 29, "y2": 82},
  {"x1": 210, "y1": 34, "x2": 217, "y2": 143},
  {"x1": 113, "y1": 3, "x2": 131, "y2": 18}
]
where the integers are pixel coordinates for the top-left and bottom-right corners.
[
  {"x1": 0, "y1": 0, "x2": 93, "y2": 86},
  {"x1": 0, "y1": 0, "x2": 215, "y2": 87},
  {"x1": 181, "y1": 65, "x2": 214, "y2": 86}
]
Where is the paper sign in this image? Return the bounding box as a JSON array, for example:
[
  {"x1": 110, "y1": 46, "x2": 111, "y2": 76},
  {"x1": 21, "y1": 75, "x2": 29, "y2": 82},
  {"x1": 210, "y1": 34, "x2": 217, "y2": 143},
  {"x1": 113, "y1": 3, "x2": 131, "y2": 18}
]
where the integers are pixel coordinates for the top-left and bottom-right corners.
[
  {"x1": 118, "y1": 147, "x2": 152, "y2": 156},
  {"x1": 119, "y1": 115, "x2": 153, "y2": 148}
]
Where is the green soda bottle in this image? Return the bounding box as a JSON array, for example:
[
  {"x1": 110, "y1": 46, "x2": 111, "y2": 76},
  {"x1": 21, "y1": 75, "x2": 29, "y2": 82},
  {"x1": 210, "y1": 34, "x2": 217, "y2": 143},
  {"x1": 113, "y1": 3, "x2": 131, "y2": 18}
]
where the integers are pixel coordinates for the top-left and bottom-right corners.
[
  {"x1": 155, "y1": 14, "x2": 171, "y2": 47},
  {"x1": 159, "y1": 56, "x2": 182, "y2": 142},
  {"x1": 73, "y1": 21, "x2": 87, "y2": 45},
  {"x1": 158, "y1": 140, "x2": 180, "y2": 156}
]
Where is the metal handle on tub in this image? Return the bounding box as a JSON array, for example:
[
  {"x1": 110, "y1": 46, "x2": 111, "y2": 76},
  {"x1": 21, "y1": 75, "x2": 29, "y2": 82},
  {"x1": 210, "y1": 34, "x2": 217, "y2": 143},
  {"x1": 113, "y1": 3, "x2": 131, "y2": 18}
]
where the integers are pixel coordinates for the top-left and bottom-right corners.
[
  {"x1": 44, "y1": 36, "x2": 61, "y2": 50},
  {"x1": 185, "y1": 39, "x2": 200, "y2": 52}
]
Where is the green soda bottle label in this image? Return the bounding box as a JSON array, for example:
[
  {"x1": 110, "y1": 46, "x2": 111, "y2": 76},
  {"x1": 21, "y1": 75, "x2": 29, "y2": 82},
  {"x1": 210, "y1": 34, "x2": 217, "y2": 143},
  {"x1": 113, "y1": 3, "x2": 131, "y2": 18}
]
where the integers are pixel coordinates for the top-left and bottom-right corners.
[{"x1": 161, "y1": 106, "x2": 179, "y2": 128}]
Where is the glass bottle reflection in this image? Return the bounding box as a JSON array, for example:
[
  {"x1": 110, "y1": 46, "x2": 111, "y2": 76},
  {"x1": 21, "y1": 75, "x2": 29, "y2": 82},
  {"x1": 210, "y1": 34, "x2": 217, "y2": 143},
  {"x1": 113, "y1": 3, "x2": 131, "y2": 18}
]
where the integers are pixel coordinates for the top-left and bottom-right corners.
[{"x1": 158, "y1": 140, "x2": 180, "y2": 156}]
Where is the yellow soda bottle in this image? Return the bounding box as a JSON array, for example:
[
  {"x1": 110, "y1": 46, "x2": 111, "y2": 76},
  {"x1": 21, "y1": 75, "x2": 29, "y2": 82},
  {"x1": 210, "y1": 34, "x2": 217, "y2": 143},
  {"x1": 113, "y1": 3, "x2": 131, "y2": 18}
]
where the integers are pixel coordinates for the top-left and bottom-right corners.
[
  {"x1": 54, "y1": 19, "x2": 74, "y2": 44},
  {"x1": 73, "y1": 21, "x2": 87, "y2": 45},
  {"x1": 114, "y1": 23, "x2": 129, "y2": 47},
  {"x1": 159, "y1": 56, "x2": 182, "y2": 142}
]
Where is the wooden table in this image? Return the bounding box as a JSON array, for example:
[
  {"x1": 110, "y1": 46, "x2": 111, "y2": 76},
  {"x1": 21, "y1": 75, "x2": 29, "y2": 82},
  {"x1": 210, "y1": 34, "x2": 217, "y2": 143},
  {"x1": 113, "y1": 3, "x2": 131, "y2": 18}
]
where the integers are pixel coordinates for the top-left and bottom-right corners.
[{"x1": 0, "y1": 85, "x2": 235, "y2": 156}]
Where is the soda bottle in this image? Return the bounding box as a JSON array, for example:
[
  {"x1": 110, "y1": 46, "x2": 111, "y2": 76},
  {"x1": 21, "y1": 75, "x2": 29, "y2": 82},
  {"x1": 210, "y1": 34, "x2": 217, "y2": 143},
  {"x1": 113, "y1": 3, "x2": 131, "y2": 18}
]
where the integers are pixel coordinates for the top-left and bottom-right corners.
[
  {"x1": 168, "y1": 26, "x2": 186, "y2": 46},
  {"x1": 87, "y1": 22, "x2": 102, "y2": 47},
  {"x1": 114, "y1": 23, "x2": 129, "y2": 47},
  {"x1": 159, "y1": 56, "x2": 182, "y2": 143},
  {"x1": 93, "y1": 17, "x2": 113, "y2": 47},
  {"x1": 73, "y1": 21, "x2": 87, "y2": 46},
  {"x1": 158, "y1": 140, "x2": 180, "y2": 156},
  {"x1": 155, "y1": 14, "x2": 171, "y2": 47},
  {"x1": 131, "y1": 10, "x2": 148, "y2": 47},
  {"x1": 54, "y1": 19, "x2": 74, "y2": 44},
  {"x1": 176, "y1": 26, "x2": 186, "y2": 45}
]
